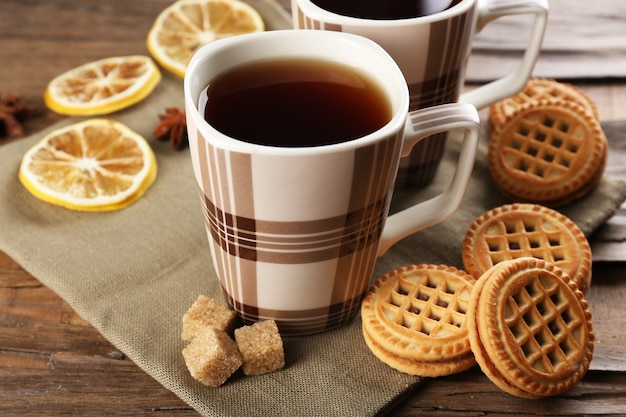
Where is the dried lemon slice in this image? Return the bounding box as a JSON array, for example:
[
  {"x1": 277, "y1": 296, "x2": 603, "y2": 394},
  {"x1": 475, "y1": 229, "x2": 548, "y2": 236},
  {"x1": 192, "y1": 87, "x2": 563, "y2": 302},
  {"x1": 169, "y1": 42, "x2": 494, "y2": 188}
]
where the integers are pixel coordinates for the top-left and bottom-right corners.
[
  {"x1": 147, "y1": 0, "x2": 265, "y2": 78},
  {"x1": 44, "y1": 55, "x2": 161, "y2": 116},
  {"x1": 19, "y1": 119, "x2": 157, "y2": 212}
]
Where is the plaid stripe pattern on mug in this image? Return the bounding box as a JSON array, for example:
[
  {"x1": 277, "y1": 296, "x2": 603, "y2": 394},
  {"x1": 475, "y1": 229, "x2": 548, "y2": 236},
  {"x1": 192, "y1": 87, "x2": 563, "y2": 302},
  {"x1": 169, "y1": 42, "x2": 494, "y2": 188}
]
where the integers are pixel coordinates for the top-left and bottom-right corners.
[{"x1": 193, "y1": 130, "x2": 402, "y2": 334}]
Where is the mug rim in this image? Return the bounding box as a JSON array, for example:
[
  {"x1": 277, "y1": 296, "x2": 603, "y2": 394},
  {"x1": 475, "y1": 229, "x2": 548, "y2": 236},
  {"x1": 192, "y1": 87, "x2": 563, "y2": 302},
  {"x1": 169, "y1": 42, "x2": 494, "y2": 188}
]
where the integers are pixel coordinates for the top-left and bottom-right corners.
[
  {"x1": 294, "y1": 0, "x2": 475, "y2": 27},
  {"x1": 184, "y1": 30, "x2": 409, "y2": 156}
]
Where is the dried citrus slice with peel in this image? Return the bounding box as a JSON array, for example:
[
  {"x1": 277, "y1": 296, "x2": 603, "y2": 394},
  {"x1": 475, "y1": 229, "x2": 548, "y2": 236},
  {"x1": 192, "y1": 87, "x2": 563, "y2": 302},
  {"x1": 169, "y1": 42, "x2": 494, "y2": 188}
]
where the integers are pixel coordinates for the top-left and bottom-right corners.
[
  {"x1": 44, "y1": 56, "x2": 161, "y2": 116},
  {"x1": 19, "y1": 119, "x2": 157, "y2": 212},
  {"x1": 147, "y1": 0, "x2": 265, "y2": 78}
]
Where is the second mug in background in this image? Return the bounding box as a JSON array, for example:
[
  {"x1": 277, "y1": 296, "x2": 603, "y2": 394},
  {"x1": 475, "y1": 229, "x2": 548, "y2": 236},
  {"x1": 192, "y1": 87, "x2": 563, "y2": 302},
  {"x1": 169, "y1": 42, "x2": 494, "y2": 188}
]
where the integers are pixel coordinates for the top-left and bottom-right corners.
[{"x1": 292, "y1": 0, "x2": 549, "y2": 187}]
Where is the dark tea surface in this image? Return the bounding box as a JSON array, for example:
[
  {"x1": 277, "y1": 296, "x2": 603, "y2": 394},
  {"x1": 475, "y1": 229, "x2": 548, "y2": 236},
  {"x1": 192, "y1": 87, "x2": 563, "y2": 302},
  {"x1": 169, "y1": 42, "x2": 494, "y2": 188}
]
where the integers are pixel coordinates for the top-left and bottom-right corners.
[
  {"x1": 201, "y1": 58, "x2": 391, "y2": 147},
  {"x1": 310, "y1": 0, "x2": 462, "y2": 19}
]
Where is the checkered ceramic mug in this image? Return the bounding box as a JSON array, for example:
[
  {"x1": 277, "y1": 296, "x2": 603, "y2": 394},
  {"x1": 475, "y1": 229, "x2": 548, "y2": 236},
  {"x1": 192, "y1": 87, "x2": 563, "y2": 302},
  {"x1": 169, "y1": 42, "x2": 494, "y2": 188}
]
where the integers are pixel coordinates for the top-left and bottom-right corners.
[
  {"x1": 293, "y1": 0, "x2": 548, "y2": 188},
  {"x1": 184, "y1": 30, "x2": 479, "y2": 335}
]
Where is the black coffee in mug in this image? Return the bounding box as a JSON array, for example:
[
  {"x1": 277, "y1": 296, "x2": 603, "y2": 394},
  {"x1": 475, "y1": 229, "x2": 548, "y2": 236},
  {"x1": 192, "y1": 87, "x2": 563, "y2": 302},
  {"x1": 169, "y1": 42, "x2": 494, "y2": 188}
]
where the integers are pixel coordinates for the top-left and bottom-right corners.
[
  {"x1": 201, "y1": 58, "x2": 392, "y2": 147},
  {"x1": 310, "y1": 0, "x2": 462, "y2": 19}
]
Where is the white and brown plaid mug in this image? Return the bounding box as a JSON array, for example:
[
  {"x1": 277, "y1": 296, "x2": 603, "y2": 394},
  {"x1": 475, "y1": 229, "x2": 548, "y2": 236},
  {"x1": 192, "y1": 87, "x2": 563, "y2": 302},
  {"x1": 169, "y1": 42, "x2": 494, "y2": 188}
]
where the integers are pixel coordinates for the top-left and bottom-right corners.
[
  {"x1": 184, "y1": 30, "x2": 480, "y2": 335},
  {"x1": 293, "y1": 0, "x2": 549, "y2": 187}
]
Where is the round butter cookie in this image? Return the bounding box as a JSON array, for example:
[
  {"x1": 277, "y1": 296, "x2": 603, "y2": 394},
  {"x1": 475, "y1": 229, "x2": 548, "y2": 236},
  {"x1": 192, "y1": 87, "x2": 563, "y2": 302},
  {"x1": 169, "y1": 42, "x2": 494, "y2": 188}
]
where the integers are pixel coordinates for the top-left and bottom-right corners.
[
  {"x1": 488, "y1": 99, "x2": 608, "y2": 207},
  {"x1": 467, "y1": 257, "x2": 594, "y2": 398},
  {"x1": 462, "y1": 203, "x2": 592, "y2": 293},
  {"x1": 361, "y1": 264, "x2": 476, "y2": 377},
  {"x1": 489, "y1": 78, "x2": 600, "y2": 131}
]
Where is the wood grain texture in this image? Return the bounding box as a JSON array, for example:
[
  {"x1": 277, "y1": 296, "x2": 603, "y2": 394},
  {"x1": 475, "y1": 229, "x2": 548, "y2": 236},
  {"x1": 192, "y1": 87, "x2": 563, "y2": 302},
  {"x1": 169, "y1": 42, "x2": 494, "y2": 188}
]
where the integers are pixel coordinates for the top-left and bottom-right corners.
[
  {"x1": 467, "y1": 0, "x2": 626, "y2": 81},
  {"x1": 1, "y1": 0, "x2": 625, "y2": 415}
]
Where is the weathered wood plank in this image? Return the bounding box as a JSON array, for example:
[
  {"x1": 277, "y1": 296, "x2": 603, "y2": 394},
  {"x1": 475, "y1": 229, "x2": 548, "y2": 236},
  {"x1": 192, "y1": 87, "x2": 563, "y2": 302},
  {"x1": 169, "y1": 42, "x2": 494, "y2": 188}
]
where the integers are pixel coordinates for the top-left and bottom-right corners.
[
  {"x1": 398, "y1": 370, "x2": 626, "y2": 416},
  {"x1": 467, "y1": 0, "x2": 626, "y2": 81}
]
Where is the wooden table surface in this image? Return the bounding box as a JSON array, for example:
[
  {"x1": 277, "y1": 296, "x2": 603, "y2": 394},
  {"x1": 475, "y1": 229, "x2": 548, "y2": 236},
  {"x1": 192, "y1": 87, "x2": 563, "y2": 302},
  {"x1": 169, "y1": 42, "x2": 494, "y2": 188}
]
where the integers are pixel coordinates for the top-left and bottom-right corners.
[{"x1": 1, "y1": 0, "x2": 625, "y2": 415}]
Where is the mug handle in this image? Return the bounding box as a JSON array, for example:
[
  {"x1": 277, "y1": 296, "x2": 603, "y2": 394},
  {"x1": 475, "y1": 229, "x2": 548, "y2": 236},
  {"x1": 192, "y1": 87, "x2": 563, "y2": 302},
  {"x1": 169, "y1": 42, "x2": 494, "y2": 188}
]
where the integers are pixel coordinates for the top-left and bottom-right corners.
[
  {"x1": 377, "y1": 102, "x2": 480, "y2": 256},
  {"x1": 459, "y1": 0, "x2": 549, "y2": 109}
]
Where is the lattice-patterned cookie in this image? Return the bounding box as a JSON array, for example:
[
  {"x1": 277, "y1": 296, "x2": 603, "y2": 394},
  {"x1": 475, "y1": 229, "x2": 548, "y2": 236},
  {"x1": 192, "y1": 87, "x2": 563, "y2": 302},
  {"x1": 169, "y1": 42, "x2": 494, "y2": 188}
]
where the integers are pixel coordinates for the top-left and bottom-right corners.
[
  {"x1": 488, "y1": 99, "x2": 607, "y2": 207},
  {"x1": 489, "y1": 78, "x2": 600, "y2": 131},
  {"x1": 467, "y1": 257, "x2": 594, "y2": 398},
  {"x1": 361, "y1": 264, "x2": 476, "y2": 377},
  {"x1": 462, "y1": 203, "x2": 592, "y2": 293}
]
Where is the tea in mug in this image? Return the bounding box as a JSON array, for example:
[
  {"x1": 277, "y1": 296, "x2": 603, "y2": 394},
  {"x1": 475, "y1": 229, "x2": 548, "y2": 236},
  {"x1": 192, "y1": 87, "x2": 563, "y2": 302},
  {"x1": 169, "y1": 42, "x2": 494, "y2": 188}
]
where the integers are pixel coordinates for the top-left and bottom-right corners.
[
  {"x1": 310, "y1": 0, "x2": 462, "y2": 19},
  {"x1": 201, "y1": 58, "x2": 392, "y2": 147}
]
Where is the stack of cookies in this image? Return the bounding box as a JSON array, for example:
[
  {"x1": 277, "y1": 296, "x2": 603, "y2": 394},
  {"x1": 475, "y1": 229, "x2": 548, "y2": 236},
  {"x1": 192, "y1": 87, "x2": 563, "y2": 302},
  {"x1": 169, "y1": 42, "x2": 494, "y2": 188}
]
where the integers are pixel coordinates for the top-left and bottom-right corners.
[
  {"x1": 360, "y1": 264, "x2": 477, "y2": 377},
  {"x1": 360, "y1": 203, "x2": 595, "y2": 399},
  {"x1": 487, "y1": 79, "x2": 607, "y2": 207},
  {"x1": 467, "y1": 256, "x2": 594, "y2": 399}
]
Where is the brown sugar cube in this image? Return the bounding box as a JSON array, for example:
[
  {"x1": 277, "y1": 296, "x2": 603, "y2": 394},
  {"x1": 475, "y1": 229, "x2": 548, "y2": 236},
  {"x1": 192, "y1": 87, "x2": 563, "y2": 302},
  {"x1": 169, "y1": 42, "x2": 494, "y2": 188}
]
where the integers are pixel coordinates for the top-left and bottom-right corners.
[
  {"x1": 182, "y1": 295, "x2": 236, "y2": 341},
  {"x1": 182, "y1": 327, "x2": 242, "y2": 387},
  {"x1": 234, "y1": 320, "x2": 285, "y2": 376}
]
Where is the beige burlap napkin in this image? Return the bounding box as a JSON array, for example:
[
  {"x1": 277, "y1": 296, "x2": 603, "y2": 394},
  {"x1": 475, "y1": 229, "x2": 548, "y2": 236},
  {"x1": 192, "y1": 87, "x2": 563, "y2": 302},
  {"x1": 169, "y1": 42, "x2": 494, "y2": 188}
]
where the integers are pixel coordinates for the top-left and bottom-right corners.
[
  {"x1": 0, "y1": 77, "x2": 425, "y2": 417},
  {"x1": 2, "y1": 1, "x2": 626, "y2": 415},
  {"x1": 0, "y1": 3, "x2": 421, "y2": 416}
]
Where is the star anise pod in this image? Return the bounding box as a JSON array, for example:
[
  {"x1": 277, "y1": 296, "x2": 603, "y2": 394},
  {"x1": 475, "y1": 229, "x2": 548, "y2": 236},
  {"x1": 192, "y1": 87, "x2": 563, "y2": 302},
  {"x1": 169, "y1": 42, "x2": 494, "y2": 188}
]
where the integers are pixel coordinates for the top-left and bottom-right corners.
[
  {"x1": 0, "y1": 92, "x2": 36, "y2": 138},
  {"x1": 154, "y1": 107, "x2": 188, "y2": 150}
]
